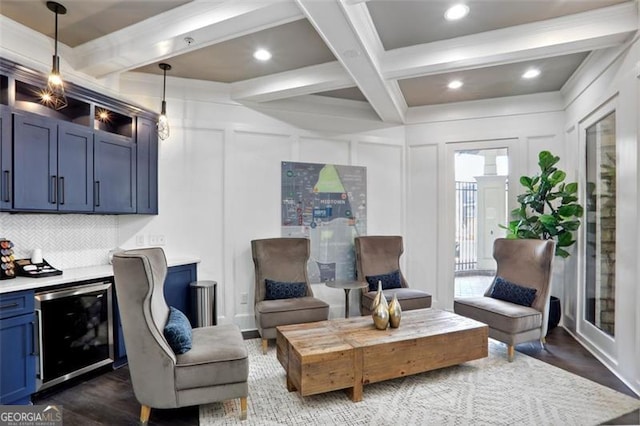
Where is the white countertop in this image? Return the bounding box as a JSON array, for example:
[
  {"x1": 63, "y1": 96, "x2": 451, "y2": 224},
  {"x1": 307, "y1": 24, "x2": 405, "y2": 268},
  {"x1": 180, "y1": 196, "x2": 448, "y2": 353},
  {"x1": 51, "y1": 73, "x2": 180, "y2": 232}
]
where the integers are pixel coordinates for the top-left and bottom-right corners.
[{"x1": 0, "y1": 256, "x2": 201, "y2": 294}]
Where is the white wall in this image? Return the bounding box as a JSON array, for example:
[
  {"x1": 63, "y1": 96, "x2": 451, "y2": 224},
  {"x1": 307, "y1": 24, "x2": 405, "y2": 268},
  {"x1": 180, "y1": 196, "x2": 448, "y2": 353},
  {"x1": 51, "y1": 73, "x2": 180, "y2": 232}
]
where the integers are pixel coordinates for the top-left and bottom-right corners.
[
  {"x1": 406, "y1": 99, "x2": 567, "y2": 310},
  {"x1": 117, "y1": 75, "x2": 406, "y2": 328},
  {"x1": 403, "y1": 37, "x2": 640, "y2": 395},
  {"x1": 561, "y1": 36, "x2": 640, "y2": 395}
]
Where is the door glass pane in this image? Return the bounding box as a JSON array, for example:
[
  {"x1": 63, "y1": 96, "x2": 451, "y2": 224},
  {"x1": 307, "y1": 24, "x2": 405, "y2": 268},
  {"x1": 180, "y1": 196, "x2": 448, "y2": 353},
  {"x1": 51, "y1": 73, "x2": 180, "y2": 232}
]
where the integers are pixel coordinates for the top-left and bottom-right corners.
[
  {"x1": 454, "y1": 148, "x2": 508, "y2": 297},
  {"x1": 585, "y1": 111, "x2": 616, "y2": 337}
]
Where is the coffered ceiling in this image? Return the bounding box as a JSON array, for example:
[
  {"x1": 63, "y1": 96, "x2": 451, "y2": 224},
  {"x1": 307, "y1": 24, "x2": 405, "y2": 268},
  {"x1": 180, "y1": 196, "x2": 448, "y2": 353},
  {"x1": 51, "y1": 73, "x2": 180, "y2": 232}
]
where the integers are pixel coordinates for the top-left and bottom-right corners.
[{"x1": 1, "y1": 0, "x2": 637, "y2": 123}]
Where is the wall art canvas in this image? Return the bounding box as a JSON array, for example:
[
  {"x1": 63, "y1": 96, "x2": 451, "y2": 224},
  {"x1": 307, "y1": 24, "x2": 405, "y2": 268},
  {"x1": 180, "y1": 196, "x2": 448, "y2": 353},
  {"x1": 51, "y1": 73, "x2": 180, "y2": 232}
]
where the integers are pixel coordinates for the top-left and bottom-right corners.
[{"x1": 281, "y1": 161, "x2": 366, "y2": 282}]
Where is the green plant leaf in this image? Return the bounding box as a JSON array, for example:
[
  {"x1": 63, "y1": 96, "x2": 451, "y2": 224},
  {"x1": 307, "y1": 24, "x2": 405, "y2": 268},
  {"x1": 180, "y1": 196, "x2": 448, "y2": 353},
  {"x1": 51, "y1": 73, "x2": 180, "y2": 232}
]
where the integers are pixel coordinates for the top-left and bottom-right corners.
[
  {"x1": 557, "y1": 231, "x2": 574, "y2": 247},
  {"x1": 520, "y1": 176, "x2": 533, "y2": 189},
  {"x1": 538, "y1": 151, "x2": 559, "y2": 170},
  {"x1": 558, "y1": 204, "x2": 579, "y2": 217},
  {"x1": 538, "y1": 214, "x2": 557, "y2": 226},
  {"x1": 560, "y1": 220, "x2": 581, "y2": 231},
  {"x1": 549, "y1": 170, "x2": 566, "y2": 185},
  {"x1": 565, "y1": 182, "x2": 578, "y2": 194},
  {"x1": 504, "y1": 150, "x2": 583, "y2": 258}
]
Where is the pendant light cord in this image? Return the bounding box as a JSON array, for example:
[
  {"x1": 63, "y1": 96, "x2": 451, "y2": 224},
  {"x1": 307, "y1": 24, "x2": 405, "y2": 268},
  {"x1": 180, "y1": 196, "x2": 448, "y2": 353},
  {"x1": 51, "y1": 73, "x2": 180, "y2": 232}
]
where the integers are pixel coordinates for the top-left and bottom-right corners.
[
  {"x1": 162, "y1": 68, "x2": 167, "y2": 102},
  {"x1": 54, "y1": 8, "x2": 59, "y2": 59}
]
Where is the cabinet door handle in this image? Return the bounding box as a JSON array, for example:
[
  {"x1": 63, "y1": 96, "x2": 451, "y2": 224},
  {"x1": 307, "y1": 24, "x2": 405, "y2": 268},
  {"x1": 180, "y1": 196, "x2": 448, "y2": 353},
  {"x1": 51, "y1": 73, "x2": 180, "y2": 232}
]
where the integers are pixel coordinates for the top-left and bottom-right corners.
[
  {"x1": 30, "y1": 320, "x2": 36, "y2": 356},
  {"x1": 95, "y1": 181, "x2": 101, "y2": 207},
  {"x1": 2, "y1": 170, "x2": 9, "y2": 202},
  {"x1": 0, "y1": 302, "x2": 18, "y2": 310},
  {"x1": 35, "y1": 309, "x2": 43, "y2": 379},
  {"x1": 59, "y1": 176, "x2": 65, "y2": 205},
  {"x1": 50, "y1": 175, "x2": 57, "y2": 204}
]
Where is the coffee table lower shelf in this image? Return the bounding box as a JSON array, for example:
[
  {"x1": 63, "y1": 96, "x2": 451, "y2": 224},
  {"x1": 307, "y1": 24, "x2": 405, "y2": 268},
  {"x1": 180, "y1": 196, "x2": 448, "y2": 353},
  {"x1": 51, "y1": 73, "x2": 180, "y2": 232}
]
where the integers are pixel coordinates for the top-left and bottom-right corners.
[{"x1": 276, "y1": 309, "x2": 488, "y2": 402}]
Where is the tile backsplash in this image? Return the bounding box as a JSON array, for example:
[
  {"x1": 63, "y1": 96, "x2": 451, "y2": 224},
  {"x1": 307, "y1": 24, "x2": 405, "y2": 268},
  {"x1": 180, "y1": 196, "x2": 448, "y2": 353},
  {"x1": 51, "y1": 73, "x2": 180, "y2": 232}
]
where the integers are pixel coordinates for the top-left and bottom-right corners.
[{"x1": 0, "y1": 213, "x2": 119, "y2": 269}]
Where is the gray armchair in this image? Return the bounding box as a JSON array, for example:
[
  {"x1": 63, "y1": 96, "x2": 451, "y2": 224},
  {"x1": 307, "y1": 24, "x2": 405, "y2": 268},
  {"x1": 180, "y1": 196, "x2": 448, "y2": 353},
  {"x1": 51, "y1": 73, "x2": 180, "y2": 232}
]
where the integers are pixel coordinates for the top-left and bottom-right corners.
[
  {"x1": 454, "y1": 238, "x2": 555, "y2": 362},
  {"x1": 251, "y1": 238, "x2": 329, "y2": 354},
  {"x1": 112, "y1": 248, "x2": 249, "y2": 424},
  {"x1": 354, "y1": 235, "x2": 432, "y2": 315}
]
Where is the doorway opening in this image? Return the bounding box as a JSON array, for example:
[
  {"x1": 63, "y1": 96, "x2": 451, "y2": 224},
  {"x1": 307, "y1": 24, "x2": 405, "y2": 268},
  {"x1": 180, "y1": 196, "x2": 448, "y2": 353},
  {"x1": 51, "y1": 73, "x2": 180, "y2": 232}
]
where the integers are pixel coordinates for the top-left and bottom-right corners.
[{"x1": 454, "y1": 148, "x2": 509, "y2": 297}]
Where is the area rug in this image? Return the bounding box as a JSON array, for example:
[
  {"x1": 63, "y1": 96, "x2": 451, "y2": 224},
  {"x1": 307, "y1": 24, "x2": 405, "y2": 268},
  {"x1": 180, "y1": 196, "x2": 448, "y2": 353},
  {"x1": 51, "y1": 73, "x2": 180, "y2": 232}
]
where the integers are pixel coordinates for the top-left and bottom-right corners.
[{"x1": 200, "y1": 338, "x2": 640, "y2": 425}]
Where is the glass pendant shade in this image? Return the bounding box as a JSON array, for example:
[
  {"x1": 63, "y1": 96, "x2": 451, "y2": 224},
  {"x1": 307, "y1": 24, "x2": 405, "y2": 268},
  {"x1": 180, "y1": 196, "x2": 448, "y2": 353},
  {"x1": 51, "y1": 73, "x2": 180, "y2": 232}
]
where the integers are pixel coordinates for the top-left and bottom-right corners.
[
  {"x1": 45, "y1": 55, "x2": 68, "y2": 110},
  {"x1": 157, "y1": 100, "x2": 170, "y2": 140},
  {"x1": 44, "y1": 2, "x2": 67, "y2": 110},
  {"x1": 157, "y1": 63, "x2": 171, "y2": 140}
]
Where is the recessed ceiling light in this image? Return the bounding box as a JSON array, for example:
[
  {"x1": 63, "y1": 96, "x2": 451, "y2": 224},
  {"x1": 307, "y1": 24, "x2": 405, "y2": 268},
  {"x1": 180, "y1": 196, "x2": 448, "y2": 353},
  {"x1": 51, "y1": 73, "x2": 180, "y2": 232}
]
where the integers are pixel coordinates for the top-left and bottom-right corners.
[
  {"x1": 522, "y1": 68, "x2": 541, "y2": 79},
  {"x1": 445, "y1": 4, "x2": 469, "y2": 21},
  {"x1": 448, "y1": 80, "x2": 463, "y2": 89},
  {"x1": 253, "y1": 48, "x2": 272, "y2": 61}
]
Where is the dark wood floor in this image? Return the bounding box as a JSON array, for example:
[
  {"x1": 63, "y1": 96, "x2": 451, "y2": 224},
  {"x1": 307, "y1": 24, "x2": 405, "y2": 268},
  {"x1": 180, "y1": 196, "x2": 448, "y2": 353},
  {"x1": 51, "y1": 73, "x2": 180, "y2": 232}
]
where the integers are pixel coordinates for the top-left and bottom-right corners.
[{"x1": 33, "y1": 326, "x2": 639, "y2": 425}]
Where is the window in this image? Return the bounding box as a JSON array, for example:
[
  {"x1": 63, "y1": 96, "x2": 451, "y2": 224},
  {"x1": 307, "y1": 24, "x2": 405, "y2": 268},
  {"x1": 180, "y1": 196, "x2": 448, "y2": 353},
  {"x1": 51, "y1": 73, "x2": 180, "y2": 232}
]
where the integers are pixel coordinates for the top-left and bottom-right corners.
[{"x1": 584, "y1": 111, "x2": 616, "y2": 337}]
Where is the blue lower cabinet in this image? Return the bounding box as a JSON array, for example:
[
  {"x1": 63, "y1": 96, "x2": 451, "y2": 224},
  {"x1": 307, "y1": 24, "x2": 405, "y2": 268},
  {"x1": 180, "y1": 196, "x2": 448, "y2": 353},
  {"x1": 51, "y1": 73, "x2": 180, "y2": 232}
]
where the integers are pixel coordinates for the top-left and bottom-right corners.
[
  {"x1": 0, "y1": 291, "x2": 36, "y2": 404},
  {"x1": 113, "y1": 263, "x2": 197, "y2": 364},
  {"x1": 163, "y1": 264, "x2": 197, "y2": 327}
]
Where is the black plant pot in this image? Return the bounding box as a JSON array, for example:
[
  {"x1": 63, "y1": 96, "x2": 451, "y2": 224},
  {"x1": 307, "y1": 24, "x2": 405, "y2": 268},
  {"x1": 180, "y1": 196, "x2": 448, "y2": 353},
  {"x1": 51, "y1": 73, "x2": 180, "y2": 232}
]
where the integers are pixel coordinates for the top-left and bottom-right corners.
[{"x1": 547, "y1": 296, "x2": 561, "y2": 332}]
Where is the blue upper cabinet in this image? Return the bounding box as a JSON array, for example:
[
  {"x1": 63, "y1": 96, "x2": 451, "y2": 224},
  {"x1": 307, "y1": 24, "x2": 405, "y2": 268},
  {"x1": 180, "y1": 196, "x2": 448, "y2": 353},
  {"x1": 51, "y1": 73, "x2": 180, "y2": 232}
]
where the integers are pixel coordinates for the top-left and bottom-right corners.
[
  {"x1": 13, "y1": 112, "x2": 58, "y2": 211},
  {"x1": 136, "y1": 117, "x2": 158, "y2": 215},
  {"x1": 1, "y1": 59, "x2": 158, "y2": 215},
  {"x1": 56, "y1": 122, "x2": 94, "y2": 212},
  {"x1": 0, "y1": 106, "x2": 11, "y2": 210},
  {"x1": 94, "y1": 132, "x2": 136, "y2": 214},
  {"x1": 12, "y1": 112, "x2": 94, "y2": 212}
]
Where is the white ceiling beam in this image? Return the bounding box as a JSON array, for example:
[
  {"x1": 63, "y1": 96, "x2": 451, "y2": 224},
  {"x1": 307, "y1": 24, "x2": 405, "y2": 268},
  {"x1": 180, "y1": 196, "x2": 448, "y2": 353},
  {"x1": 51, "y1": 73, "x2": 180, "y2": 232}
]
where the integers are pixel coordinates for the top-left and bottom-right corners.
[
  {"x1": 296, "y1": 0, "x2": 405, "y2": 123},
  {"x1": 383, "y1": 2, "x2": 638, "y2": 80},
  {"x1": 73, "y1": 0, "x2": 303, "y2": 78},
  {"x1": 230, "y1": 61, "x2": 353, "y2": 102}
]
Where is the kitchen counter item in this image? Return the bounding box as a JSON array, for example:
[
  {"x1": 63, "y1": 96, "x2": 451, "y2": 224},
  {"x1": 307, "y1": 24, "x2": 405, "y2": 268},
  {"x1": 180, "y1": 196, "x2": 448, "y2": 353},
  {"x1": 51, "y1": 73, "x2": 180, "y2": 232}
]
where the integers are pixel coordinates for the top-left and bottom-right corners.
[
  {"x1": 0, "y1": 239, "x2": 16, "y2": 280},
  {"x1": 15, "y1": 259, "x2": 62, "y2": 278},
  {"x1": 0, "y1": 255, "x2": 201, "y2": 294}
]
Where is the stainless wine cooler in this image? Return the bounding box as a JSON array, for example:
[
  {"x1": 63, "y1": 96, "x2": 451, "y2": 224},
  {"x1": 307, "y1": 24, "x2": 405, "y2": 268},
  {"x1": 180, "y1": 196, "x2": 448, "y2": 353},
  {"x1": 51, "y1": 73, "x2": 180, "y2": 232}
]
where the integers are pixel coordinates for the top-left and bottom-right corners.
[{"x1": 34, "y1": 281, "x2": 114, "y2": 390}]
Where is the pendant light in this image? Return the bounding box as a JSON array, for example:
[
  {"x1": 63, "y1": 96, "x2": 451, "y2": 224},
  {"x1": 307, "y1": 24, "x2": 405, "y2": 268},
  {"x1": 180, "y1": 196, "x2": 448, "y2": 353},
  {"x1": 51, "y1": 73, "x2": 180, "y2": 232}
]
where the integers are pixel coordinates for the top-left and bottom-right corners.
[
  {"x1": 44, "y1": 1, "x2": 68, "y2": 110},
  {"x1": 157, "y1": 63, "x2": 171, "y2": 141}
]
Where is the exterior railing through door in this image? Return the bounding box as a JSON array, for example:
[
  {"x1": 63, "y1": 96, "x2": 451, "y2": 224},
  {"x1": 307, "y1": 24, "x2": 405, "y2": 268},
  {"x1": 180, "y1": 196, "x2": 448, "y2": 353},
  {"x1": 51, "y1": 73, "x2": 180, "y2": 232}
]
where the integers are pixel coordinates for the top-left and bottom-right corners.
[{"x1": 455, "y1": 181, "x2": 477, "y2": 271}]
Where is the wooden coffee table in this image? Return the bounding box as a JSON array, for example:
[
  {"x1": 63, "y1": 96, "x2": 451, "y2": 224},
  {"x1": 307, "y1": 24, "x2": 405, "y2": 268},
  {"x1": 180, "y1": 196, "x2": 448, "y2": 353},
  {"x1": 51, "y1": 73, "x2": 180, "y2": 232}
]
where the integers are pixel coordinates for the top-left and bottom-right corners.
[{"x1": 276, "y1": 309, "x2": 488, "y2": 402}]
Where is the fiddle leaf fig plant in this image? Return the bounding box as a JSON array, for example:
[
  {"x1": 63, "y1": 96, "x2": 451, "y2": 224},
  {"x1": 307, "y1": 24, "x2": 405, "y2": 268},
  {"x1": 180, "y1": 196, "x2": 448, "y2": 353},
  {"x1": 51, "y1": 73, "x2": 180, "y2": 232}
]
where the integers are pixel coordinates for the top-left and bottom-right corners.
[{"x1": 504, "y1": 150, "x2": 584, "y2": 258}]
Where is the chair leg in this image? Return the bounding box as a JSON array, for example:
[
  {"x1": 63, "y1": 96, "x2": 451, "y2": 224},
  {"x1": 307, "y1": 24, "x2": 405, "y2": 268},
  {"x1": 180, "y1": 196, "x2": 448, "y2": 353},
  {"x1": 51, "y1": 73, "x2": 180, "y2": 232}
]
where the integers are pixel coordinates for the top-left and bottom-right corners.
[
  {"x1": 140, "y1": 405, "x2": 151, "y2": 425},
  {"x1": 239, "y1": 396, "x2": 248, "y2": 420},
  {"x1": 540, "y1": 336, "x2": 547, "y2": 350},
  {"x1": 507, "y1": 345, "x2": 515, "y2": 362},
  {"x1": 261, "y1": 338, "x2": 268, "y2": 354}
]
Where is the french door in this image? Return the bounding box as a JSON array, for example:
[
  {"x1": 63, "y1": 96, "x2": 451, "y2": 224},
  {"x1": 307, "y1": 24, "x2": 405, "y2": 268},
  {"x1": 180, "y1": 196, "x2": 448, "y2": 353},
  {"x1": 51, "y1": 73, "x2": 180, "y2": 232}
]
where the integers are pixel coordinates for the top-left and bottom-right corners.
[{"x1": 440, "y1": 139, "x2": 517, "y2": 309}]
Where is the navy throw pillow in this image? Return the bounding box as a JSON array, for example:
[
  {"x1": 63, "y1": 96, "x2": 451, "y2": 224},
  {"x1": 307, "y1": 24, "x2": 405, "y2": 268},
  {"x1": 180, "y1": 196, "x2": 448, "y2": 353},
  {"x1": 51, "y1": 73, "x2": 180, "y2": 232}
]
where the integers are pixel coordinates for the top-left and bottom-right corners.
[
  {"x1": 490, "y1": 276, "x2": 537, "y2": 307},
  {"x1": 265, "y1": 279, "x2": 307, "y2": 300},
  {"x1": 163, "y1": 307, "x2": 192, "y2": 354},
  {"x1": 365, "y1": 270, "x2": 402, "y2": 292}
]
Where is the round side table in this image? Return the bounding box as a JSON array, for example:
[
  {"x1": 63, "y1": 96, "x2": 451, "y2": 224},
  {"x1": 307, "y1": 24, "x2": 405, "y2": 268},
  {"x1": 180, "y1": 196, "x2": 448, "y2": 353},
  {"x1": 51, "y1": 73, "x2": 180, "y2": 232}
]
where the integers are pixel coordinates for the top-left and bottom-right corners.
[{"x1": 324, "y1": 280, "x2": 368, "y2": 318}]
